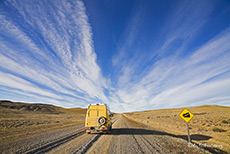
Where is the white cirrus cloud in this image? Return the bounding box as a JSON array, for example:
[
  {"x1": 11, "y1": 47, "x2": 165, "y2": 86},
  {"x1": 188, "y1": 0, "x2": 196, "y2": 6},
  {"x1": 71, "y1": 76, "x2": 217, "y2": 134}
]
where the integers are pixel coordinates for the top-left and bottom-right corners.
[
  {"x1": 111, "y1": 28, "x2": 230, "y2": 112},
  {"x1": 0, "y1": 0, "x2": 108, "y2": 107}
]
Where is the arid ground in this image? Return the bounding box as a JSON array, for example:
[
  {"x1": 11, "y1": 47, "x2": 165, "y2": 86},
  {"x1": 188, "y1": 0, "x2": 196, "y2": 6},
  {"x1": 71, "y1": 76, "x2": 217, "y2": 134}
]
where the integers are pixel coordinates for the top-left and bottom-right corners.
[
  {"x1": 124, "y1": 105, "x2": 230, "y2": 153},
  {"x1": 0, "y1": 100, "x2": 229, "y2": 153},
  {"x1": 0, "y1": 100, "x2": 86, "y2": 143}
]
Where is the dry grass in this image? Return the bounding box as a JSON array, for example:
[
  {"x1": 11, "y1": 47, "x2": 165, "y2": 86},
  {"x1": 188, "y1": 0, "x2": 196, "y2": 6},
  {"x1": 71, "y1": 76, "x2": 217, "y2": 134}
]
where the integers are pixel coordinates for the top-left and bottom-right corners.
[
  {"x1": 0, "y1": 100, "x2": 86, "y2": 142},
  {"x1": 124, "y1": 105, "x2": 230, "y2": 153}
]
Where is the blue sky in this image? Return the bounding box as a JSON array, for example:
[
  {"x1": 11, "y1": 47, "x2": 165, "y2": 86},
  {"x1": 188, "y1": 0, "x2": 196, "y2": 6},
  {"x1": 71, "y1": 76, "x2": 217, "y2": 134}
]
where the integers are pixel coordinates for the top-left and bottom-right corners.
[{"x1": 0, "y1": 0, "x2": 230, "y2": 112}]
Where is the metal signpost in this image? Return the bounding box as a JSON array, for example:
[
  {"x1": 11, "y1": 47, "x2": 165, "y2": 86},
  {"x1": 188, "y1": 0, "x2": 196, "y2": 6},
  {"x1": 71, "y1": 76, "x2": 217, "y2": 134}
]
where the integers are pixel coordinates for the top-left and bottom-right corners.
[{"x1": 179, "y1": 109, "x2": 194, "y2": 143}]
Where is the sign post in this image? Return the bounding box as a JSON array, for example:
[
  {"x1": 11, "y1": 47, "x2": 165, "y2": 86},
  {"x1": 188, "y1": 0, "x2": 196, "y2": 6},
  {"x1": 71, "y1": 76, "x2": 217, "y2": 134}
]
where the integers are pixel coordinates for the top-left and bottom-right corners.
[
  {"x1": 186, "y1": 123, "x2": 191, "y2": 143},
  {"x1": 179, "y1": 109, "x2": 194, "y2": 143}
]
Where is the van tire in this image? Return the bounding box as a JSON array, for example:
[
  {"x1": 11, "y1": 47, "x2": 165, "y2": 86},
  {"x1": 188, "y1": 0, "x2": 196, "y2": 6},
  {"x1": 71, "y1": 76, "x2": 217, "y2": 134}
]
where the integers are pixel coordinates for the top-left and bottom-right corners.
[{"x1": 98, "y1": 116, "x2": 106, "y2": 125}]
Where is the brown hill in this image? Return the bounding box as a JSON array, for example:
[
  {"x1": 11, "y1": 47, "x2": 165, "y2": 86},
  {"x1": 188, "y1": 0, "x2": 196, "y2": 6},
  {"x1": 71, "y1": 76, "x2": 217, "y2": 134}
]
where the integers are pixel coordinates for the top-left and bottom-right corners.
[
  {"x1": 0, "y1": 100, "x2": 86, "y2": 114},
  {"x1": 0, "y1": 100, "x2": 63, "y2": 114}
]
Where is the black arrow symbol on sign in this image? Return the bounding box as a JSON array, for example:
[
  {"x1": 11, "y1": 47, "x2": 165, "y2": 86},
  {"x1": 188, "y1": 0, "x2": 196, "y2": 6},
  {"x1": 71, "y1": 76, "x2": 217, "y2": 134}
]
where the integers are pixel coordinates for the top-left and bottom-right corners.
[{"x1": 183, "y1": 112, "x2": 190, "y2": 118}]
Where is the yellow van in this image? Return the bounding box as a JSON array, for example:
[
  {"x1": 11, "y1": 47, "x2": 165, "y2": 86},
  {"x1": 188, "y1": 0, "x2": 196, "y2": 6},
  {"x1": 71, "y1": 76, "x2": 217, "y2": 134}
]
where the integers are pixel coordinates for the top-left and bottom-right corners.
[{"x1": 84, "y1": 104, "x2": 112, "y2": 133}]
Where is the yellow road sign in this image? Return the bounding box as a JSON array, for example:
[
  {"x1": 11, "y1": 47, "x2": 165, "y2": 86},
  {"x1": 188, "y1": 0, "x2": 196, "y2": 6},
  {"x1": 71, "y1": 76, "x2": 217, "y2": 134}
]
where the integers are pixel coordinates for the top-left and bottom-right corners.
[{"x1": 179, "y1": 109, "x2": 194, "y2": 123}]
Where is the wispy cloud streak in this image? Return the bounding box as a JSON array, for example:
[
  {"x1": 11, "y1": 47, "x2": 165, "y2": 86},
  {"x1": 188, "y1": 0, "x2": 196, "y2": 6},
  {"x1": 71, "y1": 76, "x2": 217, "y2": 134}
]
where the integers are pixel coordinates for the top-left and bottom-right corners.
[
  {"x1": 112, "y1": 28, "x2": 230, "y2": 112},
  {"x1": 0, "y1": 0, "x2": 108, "y2": 107}
]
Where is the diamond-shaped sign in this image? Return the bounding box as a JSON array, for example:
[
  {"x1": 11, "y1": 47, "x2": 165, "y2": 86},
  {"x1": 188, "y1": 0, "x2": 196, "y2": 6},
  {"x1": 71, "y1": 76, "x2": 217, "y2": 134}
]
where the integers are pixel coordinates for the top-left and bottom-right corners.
[{"x1": 179, "y1": 109, "x2": 194, "y2": 123}]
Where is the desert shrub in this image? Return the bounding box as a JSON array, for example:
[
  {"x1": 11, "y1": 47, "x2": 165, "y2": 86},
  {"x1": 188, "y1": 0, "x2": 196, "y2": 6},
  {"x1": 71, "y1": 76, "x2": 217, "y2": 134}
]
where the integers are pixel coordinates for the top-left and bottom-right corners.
[
  {"x1": 221, "y1": 120, "x2": 230, "y2": 124},
  {"x1": 212, "y1": 127, "x2": 227, "y2": 132}
]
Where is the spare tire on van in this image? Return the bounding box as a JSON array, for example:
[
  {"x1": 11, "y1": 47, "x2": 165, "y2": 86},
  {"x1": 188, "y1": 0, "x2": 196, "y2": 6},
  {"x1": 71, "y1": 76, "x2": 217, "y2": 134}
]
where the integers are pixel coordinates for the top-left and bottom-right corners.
[{"x1": 98, "y1": 116, "x2": 106, "y2": 125}]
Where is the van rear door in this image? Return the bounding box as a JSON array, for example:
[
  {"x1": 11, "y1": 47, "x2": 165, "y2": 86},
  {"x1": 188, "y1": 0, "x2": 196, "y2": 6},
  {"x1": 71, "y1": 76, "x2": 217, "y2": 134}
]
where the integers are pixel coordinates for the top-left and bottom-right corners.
[{"x1": 88, "y1": 109, "x2": 98, "y2": 126}]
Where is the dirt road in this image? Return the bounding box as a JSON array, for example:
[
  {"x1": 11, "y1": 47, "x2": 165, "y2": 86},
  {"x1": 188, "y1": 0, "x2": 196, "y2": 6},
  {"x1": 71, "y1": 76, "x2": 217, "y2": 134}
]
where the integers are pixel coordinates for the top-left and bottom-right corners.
[
  {"x1": 0, "y1": 115, "x2": 212, "y2": 154},
  {"x1": 84, "y1": 115, "x2": 210, "y2": 154}
]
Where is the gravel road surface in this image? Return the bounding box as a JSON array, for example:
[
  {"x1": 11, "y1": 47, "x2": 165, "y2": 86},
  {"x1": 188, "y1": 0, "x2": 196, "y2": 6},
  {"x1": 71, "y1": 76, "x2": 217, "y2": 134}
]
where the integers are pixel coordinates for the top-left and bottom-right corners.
[
  {"x1": 0, "y1": 115, "x2": 212, "y2": 154},
  {"x1": 85, "y1": 115, "x2": 210, "y2": 154}
]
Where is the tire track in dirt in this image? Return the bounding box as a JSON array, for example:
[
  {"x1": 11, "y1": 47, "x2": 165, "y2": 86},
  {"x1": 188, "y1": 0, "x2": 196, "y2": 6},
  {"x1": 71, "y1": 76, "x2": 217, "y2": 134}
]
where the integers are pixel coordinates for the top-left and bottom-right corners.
[
  {"x1": 124, "y1": 117, "x2": 170, "y2": 153},
  {"x1": 86, "y1": 115, "x2": 148, "y2": 154},
  {"x1": 71, "y1": 134, "x2": 101, "y2": 154},
  {"x1": 122, "y1": 116, "x2": 145, "y2": 153},
  {"x1": 24, "y1": 130, "x2": 85, "y2": 154},
  {"x1": 0, "y1": 124, "x2": 84, "y2": 154},
  {"x1": 122, "y1": 115, "x2": 163, "y2": 153},
  {"x1": 73, "y1": 116, "x2": 119, "y2": 154},
  {"x1": 46, "y1": 116, "x2": 120, "y2": 154}
]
